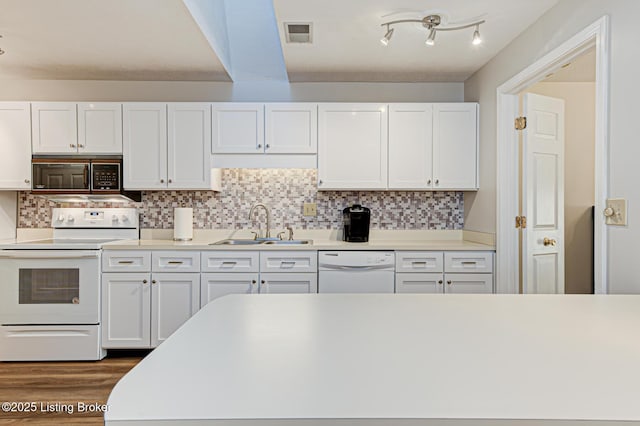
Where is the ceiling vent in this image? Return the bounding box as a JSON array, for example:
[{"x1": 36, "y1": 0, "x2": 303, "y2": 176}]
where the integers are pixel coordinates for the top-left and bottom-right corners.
[{"x1": 284, "y1": 23, "x2": 312, "y2": 43}]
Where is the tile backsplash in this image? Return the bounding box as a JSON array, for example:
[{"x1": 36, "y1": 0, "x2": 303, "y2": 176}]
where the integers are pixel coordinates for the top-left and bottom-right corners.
[{"x1": 18, "y1": 169, "x2": 463, "y2": 230}]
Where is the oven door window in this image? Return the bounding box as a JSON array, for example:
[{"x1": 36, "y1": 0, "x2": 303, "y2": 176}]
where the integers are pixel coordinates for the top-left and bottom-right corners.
[{"x1": 19, "y1": 269, "x2": 80, "y2": 304}]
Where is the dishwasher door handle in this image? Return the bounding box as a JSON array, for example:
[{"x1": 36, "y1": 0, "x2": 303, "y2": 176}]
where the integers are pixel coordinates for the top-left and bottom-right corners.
[{"x1": 320, "y1": 264, "x2": 393, "y2": 271}]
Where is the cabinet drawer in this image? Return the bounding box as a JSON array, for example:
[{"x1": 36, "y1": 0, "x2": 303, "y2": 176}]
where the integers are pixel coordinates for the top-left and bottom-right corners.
[
  {"x1": 152, "y1": 251, "x2": 200, "y2": 272},
  {"x1": 201, "y1": 251, "x2": 260, "y2": 272},
  {"x1": 395, "y1": 252, "x2": 443, "y2": 273},
  {"x1": 260, "y1": 251, "x2": 317, "y2": 273},
  {"x1": 395, "y1": 273, "x2": 443, "y2": 294},
  {"x1": 102, "y1": 251, "x2": 151, "y2": 272},
  {"x1": 444, "y1": 252, "x2": 493, "y2": 273}
]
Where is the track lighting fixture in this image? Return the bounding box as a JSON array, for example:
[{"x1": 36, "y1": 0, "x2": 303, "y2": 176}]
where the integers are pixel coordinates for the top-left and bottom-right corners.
[
  {"x1": 380, "y1": 26, "x2": 394, "y2": 46},
  {"x1": 380, "y1": 14, "x2": 485, "y2": 48}
]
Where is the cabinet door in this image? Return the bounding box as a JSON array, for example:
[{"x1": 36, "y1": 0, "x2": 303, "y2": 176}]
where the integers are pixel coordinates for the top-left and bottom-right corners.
[
  {"x1": 77, "y1": 103, "x2": 122, "y2": 154},
  {"x1": 0, "y1": 103, "x2": 32, "y2": 189},
  {"x1": 31, "y1": 102, "x2": 77, "y2": 154},
  {"x1": 318, "y1": 103, "x2": 388, "y2": 190},
  {"x1": 444, "y1": 273, "x2": 493, "y2": 294},
  {"x1": 396, "y1": 273, "x2": 444, "y2": 294},
  {"x1": 101, "y1": 273, "x2": 151, "y2": 348},
  {"x1": 260, "y1": 273, "x2": 318, "y2": 294},
  {"x1": 200, "y1": 273, "x2": 259, "y2": 307},
  {"x1": 388, "y1": 103, "x2": 433, "y2": 189},
  {"x1": 265, "y1": 103, "x2": 317, "y2": 154},
  {"x1": 432, "y1": 103, "x2": 478, "y2": 190},
  {"x1": 211, "y1": 103, "x2": 264, "y2": 154},
  {"x1": 151, "y1": 273, "x2": 200, "y2": 347},
  {"x1": 168, "y1": 103, "x2": 211, "y2": 189},
  {"x1": 123, "y1": 103, "x2": 167, "y2": 189}
]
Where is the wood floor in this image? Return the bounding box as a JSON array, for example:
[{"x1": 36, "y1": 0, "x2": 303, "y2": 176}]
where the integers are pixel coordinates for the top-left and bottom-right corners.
[{"x1": 0, "y1": 352, "x2": 146, "y2": 425}]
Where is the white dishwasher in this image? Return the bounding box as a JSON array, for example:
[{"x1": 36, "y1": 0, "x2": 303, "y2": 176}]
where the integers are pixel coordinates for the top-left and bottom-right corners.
[{"x1": 318, "y1": 251, "x2": 395, "y2": 293}]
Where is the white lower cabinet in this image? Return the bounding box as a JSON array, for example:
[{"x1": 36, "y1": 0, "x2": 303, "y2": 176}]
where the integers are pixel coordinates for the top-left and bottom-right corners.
[
  {"x1": 395, "y1": 251, "x2": 494, "y2": 294},
  {"x1": 102, "y1": 251, "x2": 200, "y2": 349},
  {"x1": 200, "y1": 251, "x2": 317, "y2": 307}
]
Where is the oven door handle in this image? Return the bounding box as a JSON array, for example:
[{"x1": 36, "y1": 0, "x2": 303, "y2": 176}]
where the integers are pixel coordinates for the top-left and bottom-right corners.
[{"x1": 0, "y1": 251, "x2": 99, "y2": 259}]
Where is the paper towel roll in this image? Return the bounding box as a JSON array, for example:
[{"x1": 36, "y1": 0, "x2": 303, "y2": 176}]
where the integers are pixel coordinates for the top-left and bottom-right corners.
[{"x1": 174, "y1": 207, "x2": 193, "y2": 241}]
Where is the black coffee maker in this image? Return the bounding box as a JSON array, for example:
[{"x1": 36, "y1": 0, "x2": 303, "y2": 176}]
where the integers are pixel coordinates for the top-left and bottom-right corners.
[{"x1": 342, "y1": 204, "x2": 371, "y2": 242}]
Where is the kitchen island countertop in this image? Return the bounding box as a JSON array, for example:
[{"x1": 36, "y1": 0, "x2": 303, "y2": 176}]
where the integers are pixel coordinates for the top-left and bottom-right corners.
[{"x1": 106, "y1": 294, "x2": 640, "y2": 425}]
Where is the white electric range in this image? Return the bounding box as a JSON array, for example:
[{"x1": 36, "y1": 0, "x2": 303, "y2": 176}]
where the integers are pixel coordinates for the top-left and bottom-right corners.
[{"x1": 0, "y1": 208, "x2": 139, "y2": 361}]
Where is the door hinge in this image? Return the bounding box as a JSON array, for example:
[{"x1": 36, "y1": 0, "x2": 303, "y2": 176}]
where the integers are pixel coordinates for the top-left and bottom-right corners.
[
  {"x1": 514, "y1": 116, "x2": 527, "y2": 130},
  {"x1": 515, "y1": 216, "x2": 527, "y2": 229}
]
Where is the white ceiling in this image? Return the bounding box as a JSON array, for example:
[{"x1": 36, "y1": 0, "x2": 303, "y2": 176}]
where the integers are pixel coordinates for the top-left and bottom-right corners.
[{"x1": 0, "y1": 0, "x2": 560, "y2": 82}]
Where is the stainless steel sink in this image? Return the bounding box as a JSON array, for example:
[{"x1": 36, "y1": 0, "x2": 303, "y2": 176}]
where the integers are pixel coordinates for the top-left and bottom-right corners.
[
  {"x1": 210, "y1": 239, "x2": 264, "y2": 245},
  {"x1": 262, "y1": 239, "x2": 313, "y2": 245},
  {"x1": 210, "y1": 239, "x2": 313, "y2": 245}
]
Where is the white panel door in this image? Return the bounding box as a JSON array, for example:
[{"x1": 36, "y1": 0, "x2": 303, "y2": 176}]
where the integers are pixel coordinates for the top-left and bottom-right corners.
[
  {"x1": 168, "y1": 103, "x2": 211, "y2": 189},
  {"x1": 200, "y1": 273, "x2": 259, "y2": 307},
  {"x1": 318, "y1": 103, "x2": 388, "y2": 190},
  {"x1": 260, "y1": 273, "x2": 318, "y2": 294},
  {"x1": 212, "y1": 103, "x2": 264, "y2": 153},
  {"x1": 444, "y1": 273, "x2": 493, "y2": 294},
  {"x1": 265, "y1": 103, "x2": 317, "y2": 154},
  {"x1": 77, "y1": 103, "x2": 123, "y2": 154},
  {"x1": 101, "y1": 273, "x2": 151, "y2": 348},
  {"x1": 31, "y1": 102, "x2": 77, "y2": 154},
  {"x1": 388, "y1": 103, "x2": 433, "y2": 189},
  {"x1": 432, "y1": 103, "x2": 478, "y2": 189},
  {"x1": 523, "y1": 93, "x2": 565, "y2": 294},
  {"x1": 123, "y1": 103, "x2": 167, "y2": 189},
  {"x1": 0, "y1": 102, "x2": 32, "y2": 189},
  {"x1": 151, "y1": 273, "x2": 200, "y2": 347},
  {"x1": 395, "y1": 273, "x2": 444, "y2": 293}
]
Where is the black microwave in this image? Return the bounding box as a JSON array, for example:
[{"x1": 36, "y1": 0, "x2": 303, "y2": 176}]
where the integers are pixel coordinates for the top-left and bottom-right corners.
[{"x1": 32, "y1": 158, "x2": 122, "y2": 193}]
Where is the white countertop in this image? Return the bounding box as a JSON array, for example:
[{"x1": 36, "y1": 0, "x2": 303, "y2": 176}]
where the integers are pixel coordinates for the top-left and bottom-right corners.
[{"x1": 106, "y1": 294, "x2": 640, "y2": 425}]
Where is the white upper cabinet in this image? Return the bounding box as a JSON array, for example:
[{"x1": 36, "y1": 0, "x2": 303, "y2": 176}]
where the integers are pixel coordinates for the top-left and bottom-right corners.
[
  {"x1": 211, "y1": 103, "x2": 264, "y2": 154},
  {"x1": 317, "y1": 103, "x2": 388, "y2": 190},
  {"x1": 265, "y1": 103, "x2": 317, "y2": 154},
  {"x1": 168, "y1": 103, "x2": 211, "y2": 189},
  {"x1": 0, "y1": 102, "x2": 32, "y2": 189},
  {"x1": 433, "y1": 103, "x2": 478, "y2": 190},
  {"x1": 123, "y1": 103, "x2": 168, "y2": 190},
  {"x1": 31, "y1": 102, "x2": 78, "y2": 154},
  {"x1": 77, "y1": 103, "x2": 123, "y2": 154},
  {"x1": 388, "y1": 103, "x2": 434, "y2": 190}
]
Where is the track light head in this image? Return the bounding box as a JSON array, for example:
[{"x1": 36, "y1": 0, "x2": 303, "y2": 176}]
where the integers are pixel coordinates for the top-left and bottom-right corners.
[
  {"x1": 425, "y1": 28, "x2": 436, "y2": 46},
  {"x1": 472, "y1": 25, "x2": 482, "y2": 45},
  {"x1": 380, "y1": 27, "x2": 394, "y2": 46}
]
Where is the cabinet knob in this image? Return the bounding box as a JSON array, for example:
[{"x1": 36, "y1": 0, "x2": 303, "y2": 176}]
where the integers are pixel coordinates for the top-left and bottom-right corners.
[
  {"x1": 24, "y1": 179, "x2": 30, "y2": 184},
  {"x1": 77, "y1": 144, "x2": 84, "y2": 148},
  {"x1": 447, "y1": 280, "x2": 452, "y2": 285},
  {"x1": 318, "y1": 180, "x2": 323, "y2": 185},
  {"x1": 427, "y1": 179, "x2": 432, "y2": 185},
  {"x1": 168, "y1": 179, "x2": 172, "y2": 183},
  {"x1": 257, "y1": 144, "x2": 262, "y2": 149},
  {"x1": 160, "y1": 179, "x2": 165, "y2": 183},
  {"x1": 261, "y1": 280, "x2": 265, "y2": 284},
  {"x1": 435, "y1": 179, "x2": 439, "y2": 185},
  {"x1": 252, "y1": 280, "x2": 257, "y2": 284},
  {"x1": 152, "y1": 280, "x2": 157, "y2": 284},
  {"x1": 438, "y1": 280, "x2": 443, "y2": 284},
  {"x1": 265, "y1": 144, "x2": 270, "y2": 149},
  {"x1": 70, "y1": 144, "x2": 76, "y2": 148},
  {"x1": 142, "y1": 279, "x2": 148, "y2": 284}
]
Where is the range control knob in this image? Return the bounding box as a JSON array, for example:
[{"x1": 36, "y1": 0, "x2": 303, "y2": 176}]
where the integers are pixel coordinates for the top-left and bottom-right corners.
[
  {"x1": 112, "y1": 215, "x2": 119, "y2": 223},
  {"x1": 121, "y1": 215, "x2": 129, "y2": 223},
  {"x1": 67, "y1": 215, "x2": 75, "y2": 223},
  {"x1": 58, "y1": 214, "x2": 65, "y2": 222}
]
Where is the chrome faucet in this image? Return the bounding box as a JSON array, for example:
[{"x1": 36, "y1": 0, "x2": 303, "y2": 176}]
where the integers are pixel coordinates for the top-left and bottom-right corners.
[{"x1": 249, "y1": 203, "x2": 272, "y2": 239}]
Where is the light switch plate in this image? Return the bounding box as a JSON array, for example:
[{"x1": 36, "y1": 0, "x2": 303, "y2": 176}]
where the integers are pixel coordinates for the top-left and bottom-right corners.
[
  {"x1": 605, "y1": 198, "x2": 627, "y2": 226},
  {"x1": 303, "y1": 202, "x2": 317, "y2": 217}
]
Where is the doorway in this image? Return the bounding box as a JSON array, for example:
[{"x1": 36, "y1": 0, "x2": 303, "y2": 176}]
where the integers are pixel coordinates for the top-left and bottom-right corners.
[
  {"x1": 495, "y1": 16, "x2": 609, "y2": 294},
  {"x1": 518, "y1": 48, "x2": 596, "y2": 294}
]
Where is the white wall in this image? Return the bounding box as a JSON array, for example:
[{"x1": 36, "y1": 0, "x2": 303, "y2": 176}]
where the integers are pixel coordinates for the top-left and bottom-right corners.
[
  {"x1": 0, "y1": 192, "x2": 17, "y2": 240},
  {"x1": 526, "y1": 82, "x2": 596, "y2": 294},
  {"x1": 0, "y1": 81, "x2": 463, "y2": 102},
  {"x1": 464, "y1": 0, "x2": 640, "y2": 293}
]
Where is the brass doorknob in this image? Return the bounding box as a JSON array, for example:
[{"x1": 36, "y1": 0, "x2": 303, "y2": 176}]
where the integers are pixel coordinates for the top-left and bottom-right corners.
[{"x1": 543, "y1": 237, "x2": 557, "y2": 246}]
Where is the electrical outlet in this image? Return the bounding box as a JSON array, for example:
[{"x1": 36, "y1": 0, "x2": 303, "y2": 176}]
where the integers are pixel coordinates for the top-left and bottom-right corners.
[
  {"x1": 303, "y1": 202, "x2": 317, "y2": 217},
  {"x1": 604, "y1": 198, "x2": 627, "y2": 226}
]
